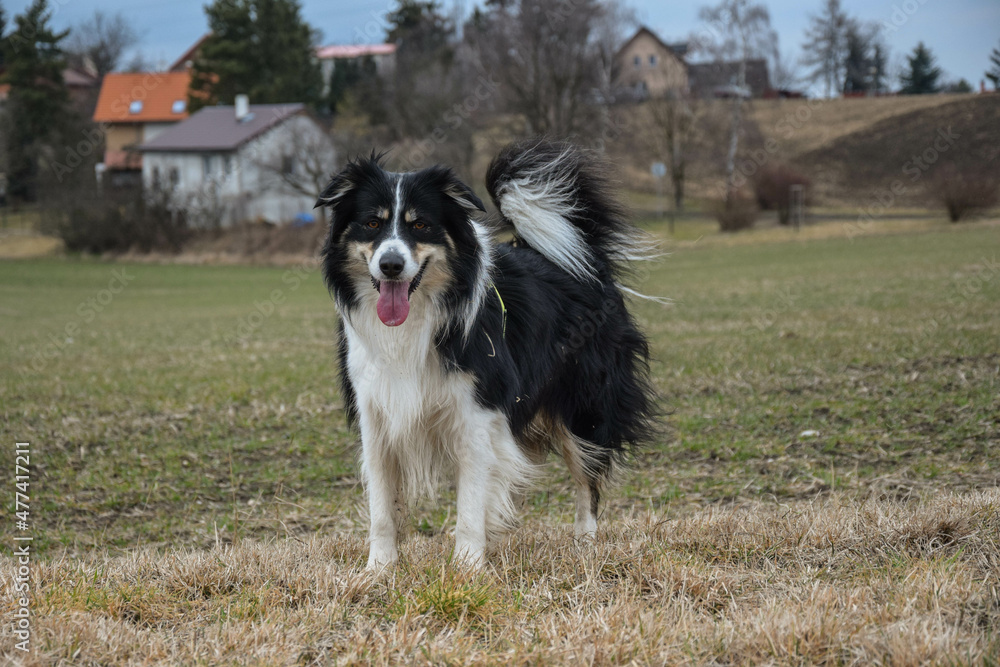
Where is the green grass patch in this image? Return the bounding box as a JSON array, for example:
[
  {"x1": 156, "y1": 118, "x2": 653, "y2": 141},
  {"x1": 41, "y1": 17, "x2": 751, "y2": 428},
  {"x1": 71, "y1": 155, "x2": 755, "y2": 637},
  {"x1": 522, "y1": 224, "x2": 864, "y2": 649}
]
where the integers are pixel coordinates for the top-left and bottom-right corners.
[{"x1": 1, "y1": 223, "x2": 998, "y2": 554}]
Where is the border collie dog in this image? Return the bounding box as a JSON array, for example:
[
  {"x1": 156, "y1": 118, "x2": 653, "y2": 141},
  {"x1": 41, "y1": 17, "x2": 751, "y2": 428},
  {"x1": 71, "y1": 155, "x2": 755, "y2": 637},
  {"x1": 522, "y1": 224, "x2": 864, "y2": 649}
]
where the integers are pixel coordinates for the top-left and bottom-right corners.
[{"x1": 317, "y1": 139, "x2": 657, "y2": 568}]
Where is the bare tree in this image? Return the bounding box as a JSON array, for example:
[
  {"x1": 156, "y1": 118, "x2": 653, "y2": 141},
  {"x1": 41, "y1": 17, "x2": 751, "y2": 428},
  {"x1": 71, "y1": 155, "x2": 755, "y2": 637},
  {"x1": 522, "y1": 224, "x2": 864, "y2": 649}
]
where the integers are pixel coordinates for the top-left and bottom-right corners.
[
  {"x1": 871, "y1": 38, "x2": 890, "y2": 94},
  {"x1": 842, "y1": 20, "x2": 882, "y2": 94},
  {"x1": 383, "y1": 0, "x2": 462, "y2": 140},
  {"x1": 254, "y1": 125, "x2": 337, "y2": 199},
  {"x1": 465, "y1": 0, "x2": 616, "y2": 139},
  {"x1": 122, "y1": 51, "x2": 155, "y2": 73},
  {"x1": 591, "y1": 0, "x2": 638, "y2": 150},
  {"x1": 697, "y1": 0, "x2": 775, "y2": 206},
  {"x1": 65, "y1": 10, "x2": 138, "y2": 79},
  {"x1": 770, "y1": 46, "x2": 801, "y2": 91},
  {"x1": 645, "y1": 92, "x2": 694, "y2": 211},
  {"x1": 801, "y1": 0, "x2": 848, "y2": 98}
]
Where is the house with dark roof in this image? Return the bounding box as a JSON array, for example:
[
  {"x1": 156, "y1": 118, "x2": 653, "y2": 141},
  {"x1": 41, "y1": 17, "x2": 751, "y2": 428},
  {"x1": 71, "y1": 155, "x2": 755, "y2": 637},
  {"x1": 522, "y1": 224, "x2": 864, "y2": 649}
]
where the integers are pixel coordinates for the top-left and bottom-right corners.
[
  {"x1": 687, "y1": 59, "x2": 771, "y2": 99},
  {"x1": 613, "y1": 26, "x2": 771, "y2": 101},
  {"x1": 138, "y1": 98, "x2": 335, "y2": 226},
  {"x1": 63, "y1": 66, "x2": 100, "y2": 115}
]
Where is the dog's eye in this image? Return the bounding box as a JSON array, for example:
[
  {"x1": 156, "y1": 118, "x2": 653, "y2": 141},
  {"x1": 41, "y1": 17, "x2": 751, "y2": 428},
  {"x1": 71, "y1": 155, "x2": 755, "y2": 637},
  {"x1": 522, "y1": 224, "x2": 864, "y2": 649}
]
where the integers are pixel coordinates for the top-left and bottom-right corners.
[
  {"x1": 413, "y1": 221, "x2": 426, "y2": 230},
  {"x1": 366, "y1": 220, "x2": 380, "y2": 229}
]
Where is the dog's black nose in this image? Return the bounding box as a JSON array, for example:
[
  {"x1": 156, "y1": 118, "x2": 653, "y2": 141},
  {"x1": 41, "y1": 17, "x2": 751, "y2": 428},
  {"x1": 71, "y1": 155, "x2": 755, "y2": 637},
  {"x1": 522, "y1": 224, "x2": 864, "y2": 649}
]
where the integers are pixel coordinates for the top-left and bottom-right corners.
[{"x1": 379, "y1": 251, "x2": 405, "y2": 278}]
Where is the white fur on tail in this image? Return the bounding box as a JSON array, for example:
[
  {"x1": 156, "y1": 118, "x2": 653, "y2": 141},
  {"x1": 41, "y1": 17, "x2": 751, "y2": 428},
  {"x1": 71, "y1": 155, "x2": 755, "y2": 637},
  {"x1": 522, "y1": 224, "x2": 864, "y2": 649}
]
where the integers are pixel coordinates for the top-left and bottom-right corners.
[{"x1": 495, "y1": 148, "x2": 599, "y2": 282}]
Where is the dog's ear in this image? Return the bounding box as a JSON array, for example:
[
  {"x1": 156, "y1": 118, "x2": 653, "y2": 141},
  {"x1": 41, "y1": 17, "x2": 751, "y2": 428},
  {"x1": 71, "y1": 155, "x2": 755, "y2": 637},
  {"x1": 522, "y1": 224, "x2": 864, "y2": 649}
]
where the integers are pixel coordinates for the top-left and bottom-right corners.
[
  {"x1": 418, "y1": 165, "x2": 486, "y2": 215},
  {"x1": 443, "y1": 177, "x2": 486, "y2": 214},
  {"x1": 315, "y1": 151, "x2": 389, "y2": 209},
  {"x1": 314, "y1": 173, "x2": 354, "y2": 209}
]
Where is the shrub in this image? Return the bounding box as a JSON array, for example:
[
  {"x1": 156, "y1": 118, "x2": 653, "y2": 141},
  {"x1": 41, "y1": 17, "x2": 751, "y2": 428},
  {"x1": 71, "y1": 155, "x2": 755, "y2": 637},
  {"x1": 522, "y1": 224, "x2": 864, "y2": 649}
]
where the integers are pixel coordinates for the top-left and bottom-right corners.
[
  {"x1": 43, "y1": 185, "x2": 190, "y2": 254},
  {"x1": 713, "y1": 191, "x2": 759, "y2": 232},
  {"x1": 753, "y1": 164, "x2": 811, "y2": 226},
  {"x1": 929, "y1": 166, "x2": 999, "y2": 222}
]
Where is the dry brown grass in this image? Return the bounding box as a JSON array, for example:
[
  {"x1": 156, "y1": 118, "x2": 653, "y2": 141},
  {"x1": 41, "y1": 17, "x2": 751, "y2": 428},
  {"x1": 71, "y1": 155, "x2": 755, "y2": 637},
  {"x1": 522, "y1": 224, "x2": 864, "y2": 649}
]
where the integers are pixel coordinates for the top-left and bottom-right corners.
[
  {"x1": 4, "y1": 490, "x2": 997, "y2": 665},
  {"x1": 0, "y1": 233, "x2": 64, "y2": 259},
  {"x1": 666, "y1": 215, "x2": 1000, "y2": 249},
  {"x1": 746, "y1": 94, "x2": 962, "y2": 158}
]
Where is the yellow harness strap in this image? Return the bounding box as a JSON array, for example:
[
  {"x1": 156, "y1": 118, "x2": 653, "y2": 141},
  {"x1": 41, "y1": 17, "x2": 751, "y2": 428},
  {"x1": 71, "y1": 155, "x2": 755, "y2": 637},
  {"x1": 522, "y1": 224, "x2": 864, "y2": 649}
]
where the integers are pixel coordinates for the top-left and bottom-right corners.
[{"x1": 491, "y1": 282, "x2": 507, "y2": 339}]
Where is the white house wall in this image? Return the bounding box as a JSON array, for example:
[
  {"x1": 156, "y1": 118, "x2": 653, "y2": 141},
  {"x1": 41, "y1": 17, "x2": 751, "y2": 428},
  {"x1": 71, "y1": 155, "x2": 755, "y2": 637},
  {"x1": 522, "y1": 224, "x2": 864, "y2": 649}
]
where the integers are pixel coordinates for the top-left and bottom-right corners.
[
  {"x1": 237, "y1": 114, "x2": 334, "y2": 224},
  {"x1": 142, "y1": 114, "x2": 335, "y2": 227}
]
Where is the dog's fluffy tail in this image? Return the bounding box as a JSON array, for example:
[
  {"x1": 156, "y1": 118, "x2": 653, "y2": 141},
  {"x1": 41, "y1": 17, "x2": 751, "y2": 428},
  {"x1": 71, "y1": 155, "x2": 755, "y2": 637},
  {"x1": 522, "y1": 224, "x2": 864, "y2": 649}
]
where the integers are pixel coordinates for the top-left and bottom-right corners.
[{"x1": 486, "y1": 139, "x2": 661, "y2": 288}]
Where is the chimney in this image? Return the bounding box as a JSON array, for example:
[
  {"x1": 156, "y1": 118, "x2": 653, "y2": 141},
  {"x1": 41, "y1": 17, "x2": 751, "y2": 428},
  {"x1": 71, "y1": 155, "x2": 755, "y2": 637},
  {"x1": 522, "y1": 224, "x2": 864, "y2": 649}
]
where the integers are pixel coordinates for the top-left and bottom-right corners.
[{"x1": 235, "y1": 94, "x2": 249, "y2": 121}]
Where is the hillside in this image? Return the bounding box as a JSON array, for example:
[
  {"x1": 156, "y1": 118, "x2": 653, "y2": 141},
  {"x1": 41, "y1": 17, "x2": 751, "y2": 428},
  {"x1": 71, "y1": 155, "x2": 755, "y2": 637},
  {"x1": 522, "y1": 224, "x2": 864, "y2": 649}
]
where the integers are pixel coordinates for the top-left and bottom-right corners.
[
  {"x1": 613, "y1": 93, "x2": 1000, "y2": 208},
  {"x1": 746, "y1": 93, "x2": 963, "y2": 159},
  {"x1": 799, "y1": 95, "x2": 1000, "y2": 204}
]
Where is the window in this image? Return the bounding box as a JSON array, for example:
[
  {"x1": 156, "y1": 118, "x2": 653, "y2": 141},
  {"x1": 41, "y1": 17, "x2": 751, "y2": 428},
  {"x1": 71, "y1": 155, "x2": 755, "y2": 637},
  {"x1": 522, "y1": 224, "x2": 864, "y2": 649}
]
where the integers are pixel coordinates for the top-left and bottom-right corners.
[
  {"x1": 202, "y1": 155, "x2": 213, "y2": 179},
  {"x1": 128, "y1": 100, "x2": 143, "y2": 114},
  {"x1": 633, "y1": 55, "x2": 641, "y2": 68},
  {"x1": 649, "y1": 54, "x2": 658, "y2": 66},
  {"x1": 152, "y1": 167, "x2": 161, "y2": 189},
  {"x1": 223, "y1": 156, "x2": 232, "y2": 177},
  {"x1": 171, "y1": 99, "x2": 186, "y2": 114},
  {"x1": 169, "y1": 168, "x2": 180, "y2": 187},
  {"x1": 281, "y1": 155, "x2": 295, "y2": 176}
]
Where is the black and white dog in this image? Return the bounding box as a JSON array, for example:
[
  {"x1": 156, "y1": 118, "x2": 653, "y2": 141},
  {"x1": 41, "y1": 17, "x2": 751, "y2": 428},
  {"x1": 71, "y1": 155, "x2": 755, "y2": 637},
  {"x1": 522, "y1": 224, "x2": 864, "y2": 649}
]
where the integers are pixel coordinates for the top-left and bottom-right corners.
[{"x1": 317, "y1": 139, "x2": 657, "y2": 568}]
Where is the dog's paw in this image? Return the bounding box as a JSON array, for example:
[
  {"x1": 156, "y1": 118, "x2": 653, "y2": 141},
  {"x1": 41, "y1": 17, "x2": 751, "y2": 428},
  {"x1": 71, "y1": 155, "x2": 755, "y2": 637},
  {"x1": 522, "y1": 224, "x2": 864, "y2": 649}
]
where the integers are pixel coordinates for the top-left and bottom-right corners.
[
  {"x1": 366, "y1": 549, "x2": 399, "y2": 572},
  {"x1": 452, "y1": 545, "x2": 486, "y2": 570}
]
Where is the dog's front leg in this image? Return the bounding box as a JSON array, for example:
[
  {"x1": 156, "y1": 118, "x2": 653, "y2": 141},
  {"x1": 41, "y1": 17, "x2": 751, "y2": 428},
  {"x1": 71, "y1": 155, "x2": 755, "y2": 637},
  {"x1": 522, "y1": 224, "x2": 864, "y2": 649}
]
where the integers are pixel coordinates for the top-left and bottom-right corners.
[
  {"x1": 361, "y1": 439, "x2": 403, "y2": 570},
  {"x1": 453, "y1": 425, "x2": 493, "y2": 568}
]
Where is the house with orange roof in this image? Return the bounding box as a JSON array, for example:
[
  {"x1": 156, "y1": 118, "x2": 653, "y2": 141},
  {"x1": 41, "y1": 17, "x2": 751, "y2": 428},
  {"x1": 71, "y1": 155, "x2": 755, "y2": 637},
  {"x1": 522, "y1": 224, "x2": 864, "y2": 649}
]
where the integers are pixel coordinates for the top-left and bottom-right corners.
[{"x1": 92, "y1": 71, "x2": 193, "y2": 181}]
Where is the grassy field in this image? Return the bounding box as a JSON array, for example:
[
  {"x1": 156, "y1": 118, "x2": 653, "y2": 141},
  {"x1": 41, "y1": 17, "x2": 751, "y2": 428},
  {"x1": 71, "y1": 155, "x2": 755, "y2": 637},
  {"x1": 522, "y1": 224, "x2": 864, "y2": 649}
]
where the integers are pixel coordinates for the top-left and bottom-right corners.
[{"x1": 1, "y1": 219, "x2": 999, "y2": 664}]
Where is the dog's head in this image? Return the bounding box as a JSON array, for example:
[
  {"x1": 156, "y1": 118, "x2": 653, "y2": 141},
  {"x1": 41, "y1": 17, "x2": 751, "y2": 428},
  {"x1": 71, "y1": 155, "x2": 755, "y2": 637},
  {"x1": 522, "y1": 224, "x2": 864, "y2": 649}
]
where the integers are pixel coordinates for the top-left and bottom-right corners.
[{"x1": 317, "y1": 154, "x2": 486, "y2": 327}]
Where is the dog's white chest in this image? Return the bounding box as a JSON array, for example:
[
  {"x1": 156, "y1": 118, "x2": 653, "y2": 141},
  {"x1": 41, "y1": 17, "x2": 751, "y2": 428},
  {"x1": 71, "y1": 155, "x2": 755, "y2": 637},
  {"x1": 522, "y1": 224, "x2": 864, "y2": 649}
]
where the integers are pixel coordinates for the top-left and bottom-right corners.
[{"x1": 342, "y1": 311, "x2": 466, "y2": 447}]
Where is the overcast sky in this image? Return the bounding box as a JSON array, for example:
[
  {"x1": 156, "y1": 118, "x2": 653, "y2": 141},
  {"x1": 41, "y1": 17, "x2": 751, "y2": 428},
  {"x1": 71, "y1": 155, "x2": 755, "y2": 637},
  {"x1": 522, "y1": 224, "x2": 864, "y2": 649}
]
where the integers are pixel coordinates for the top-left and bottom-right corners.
[{"x1": 10, "y1": 0, "x2": 1000, "y2": 91}]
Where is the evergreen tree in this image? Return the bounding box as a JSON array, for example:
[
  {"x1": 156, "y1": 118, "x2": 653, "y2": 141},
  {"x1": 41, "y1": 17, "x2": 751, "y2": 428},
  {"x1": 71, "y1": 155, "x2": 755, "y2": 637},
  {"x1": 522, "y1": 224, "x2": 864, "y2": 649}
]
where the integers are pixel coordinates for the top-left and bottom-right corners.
[
  {"x1": 942, "y1": 78, "x2": 972, "y2": 93},
  {"x1": 986, "y1": 41, "x2": 1000, "y2": 90},
  {"x1": 325, "y1": 55, "x2": 382, "y2": 118},
  {"x1": 3, "y1": 0, "x2": 70, "y2": 202},
  {"x1": 842, "y1": 22, "x2": 870, "y2": 94},
  {"x1": 900, "y1": 42, "x2": 941, "y2": 94},
  {"x1": 871, "y1": 41, "x2": 888, "y2": 93},
  {"x1": 387, "y1": 0, "x2": 453, "y2": 54},
  {"x1": 189, "y1": 0, "x2": 323, "y2": 112},
  {"x1": 383, "y1": 0, "x2": 459, "y2": 138},
  {"x1": 327, "y1": 59, "x2": 361, "y2": 116},
  {"x1": 0, "y1": 1, "x2": 8, "y2": 71}
]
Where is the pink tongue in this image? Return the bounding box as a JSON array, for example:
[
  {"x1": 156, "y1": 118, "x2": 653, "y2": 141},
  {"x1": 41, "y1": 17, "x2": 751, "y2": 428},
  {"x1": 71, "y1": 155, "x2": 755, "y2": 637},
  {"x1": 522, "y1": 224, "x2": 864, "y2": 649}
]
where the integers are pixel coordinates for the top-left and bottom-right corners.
[{"x1": 376, "y1": 281, "x2": 411, "y2": 326}]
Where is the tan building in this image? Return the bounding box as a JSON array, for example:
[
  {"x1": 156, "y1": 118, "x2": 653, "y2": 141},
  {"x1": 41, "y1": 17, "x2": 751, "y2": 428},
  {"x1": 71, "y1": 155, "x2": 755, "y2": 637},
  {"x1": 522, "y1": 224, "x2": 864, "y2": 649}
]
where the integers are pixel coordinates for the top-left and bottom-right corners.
[
  {"x1": 614, "y1": 26, "x2": 689, "y2": 100},
  {"x1": 92, "y1": 71, "x2": 193, "y2": 181}
]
